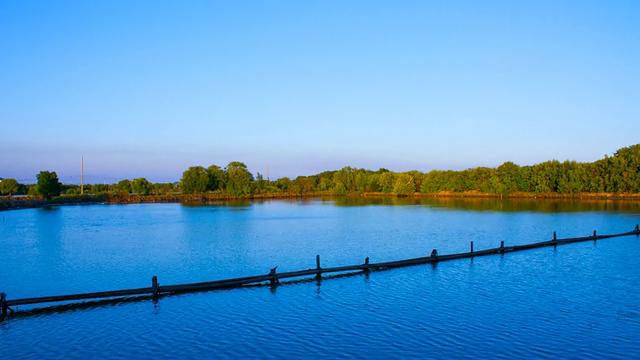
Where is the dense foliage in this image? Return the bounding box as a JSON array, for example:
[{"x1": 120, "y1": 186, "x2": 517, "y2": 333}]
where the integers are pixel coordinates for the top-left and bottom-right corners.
[
  {"x1": 36, "y1": 171, "x2": 61, "y2": 200},
  {"x1": 175, "y1": 144, "x2": 640, "y2": 196},
  {"x1": 0, "y1": 178, "x2": 19, "y2": 195},
  {"x1": 3, "y1": 144, "x2": 640, "y2": 199},
  {"x1": 180, "y1": 162, "x2": 254, "y2": 196}
]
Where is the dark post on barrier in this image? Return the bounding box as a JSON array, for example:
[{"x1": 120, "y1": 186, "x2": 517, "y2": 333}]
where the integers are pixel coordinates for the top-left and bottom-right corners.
[
  {"x1": 152, "y1": 276, "x2": 159, "y2": 297},
  {"x1": 363, "y1": 257, "x2": 370, "y2": 274},
  {"x1": 316, "y1": 255, "x2": 322, "y2": 280},
  {"x1": 269, "y1": 267, "x2": 279, "y2": 287},
  {"x1": 553, "y1": 231, "x2": 557, "y2": 241},
  {"x1": 1, "y1": 293, "x2": 7, "y2": 317},
  {"x1": 470, "y1": 241, "x2": 474, "y2": 253}
]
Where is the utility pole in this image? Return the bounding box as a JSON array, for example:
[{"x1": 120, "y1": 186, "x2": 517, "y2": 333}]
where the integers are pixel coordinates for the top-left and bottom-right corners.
[{"x1": 81, "y1": 157, "x2": 84, "y2": 195}]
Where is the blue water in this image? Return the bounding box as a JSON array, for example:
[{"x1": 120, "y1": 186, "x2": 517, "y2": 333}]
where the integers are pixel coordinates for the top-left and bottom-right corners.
[{"x1": 1, "y1": 199, "x2": 639, "y2": 358}]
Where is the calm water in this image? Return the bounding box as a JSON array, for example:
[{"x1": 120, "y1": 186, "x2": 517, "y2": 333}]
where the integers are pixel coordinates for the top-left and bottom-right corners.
[{"x1": 1, "y1": 198, "x2": 639, "y2": 359}]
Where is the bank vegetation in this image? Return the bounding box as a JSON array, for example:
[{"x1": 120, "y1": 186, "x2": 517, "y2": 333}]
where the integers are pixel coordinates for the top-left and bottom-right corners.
[{"x1": 2, "y1": 143, "x2": 640, "y2": 210}]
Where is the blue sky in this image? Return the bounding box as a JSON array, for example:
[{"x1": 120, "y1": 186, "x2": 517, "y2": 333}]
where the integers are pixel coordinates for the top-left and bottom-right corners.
[{"x1": 1, "y1": 1, "x2": 639, "y2": 184}]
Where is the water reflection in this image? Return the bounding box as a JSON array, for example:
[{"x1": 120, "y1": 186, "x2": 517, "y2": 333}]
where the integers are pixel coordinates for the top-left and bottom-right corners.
[
  {"x1": 2, "y1": 201, "x2": 640, "y2": 358},
  {"x1": 183, "y1": 199, "x2": 253, "y2": 208},
  {"x1": 177, "y1": 195, "x2": 640, "y2": 213},
  {"x1": 332, "y1": 196, "x2": 640, "y2": 213},
  {"x1": 34, "y1": 206, "x2": 63, "y2": 262}
]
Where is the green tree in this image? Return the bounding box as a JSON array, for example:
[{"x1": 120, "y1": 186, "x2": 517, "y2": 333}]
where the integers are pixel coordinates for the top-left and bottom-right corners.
[
  {"x1": 496, "y1": 161, "x2": 523, "y2": 194},
  {"x1": 207, "y1": 164, "x2": 227, "y2": 192},
  {"x1": 316, "y1": 177, "x2": 329, "y2": 191},
  {"x1": 378, "y1": 171, "x2": 396, "y2": 193},
  {"x1": 420, "y1": 171, "x2": 438, "y2": 193},
  {"x1": 520, "y1": 166, "x2": 535, "y2": 193},
  {"x1": 467, "y1": 167, "x2": 494, "y2": 193},
  {"x1": 332, "y1": 166, "x2": 356, "y2": 194},
  {"x1": 116, "y1": 179, "x2": 132, "y2": 194},
  {"x1": 531, "y1": 162, "x2": 552, "y2": 193},
  {"x1": 406, "y1": 170, "x2": 424, "y2": 193},
  {"x1": 252, "y1": 173, "x2": 268, "y2": 194},
  {"x1": 132, "y1": 178, "x2": 152, "y2": 196},
  {"x1": 36, "y1": 171, "x2": 61, "y2": 199},
  {"x1": 92, "y1": 184, "x2": 109, "y2": 194},
  {"x1": 332, "y1": 182, "x2": 347, "y2": 195},
  {"x1": 60, "y1": 184, "x2": 79, "y2": 195},
  {"x1": 367, "y1": 173, "x2": 381, "y2": 192},
  {"x1": 0, "y1": 178, "x2": 19, "y2": 195},
  {"x1": 275, "y1": 177, "x2": 292, "y2": 192},
  {"x1": 355, "y1": 171, "x2": 369, "y2": 193},
  {"x1": 65, "y1": 186, "x2": 80, "y2": 195},
  {"x1": 294, "y1": 176, "x2": 314, "y2": 195},
  {"x1": 27, "y1": 184, "x2": 39, "y2": 196},
  {"x1": 181, "y1": 166, "x2": 209, "y2": 194},
  {"x1": 393, "y1": 173, "x2": 415, "y2": 196},
  {"x1": 225, "y1": 161, "x2": 253, "y2": 196},
  {"x1": 421, "y1": 170, "x2": 458, "y2": 193},
  {"x1": 16, "y1": 183, "x2": 29, "y2": 195},
  {"x1": 153, "y1": 182, "x2": 175, "y2": 195},
  {"x1": 605, "y1": 144, "x2": 640, "y2": 193}
]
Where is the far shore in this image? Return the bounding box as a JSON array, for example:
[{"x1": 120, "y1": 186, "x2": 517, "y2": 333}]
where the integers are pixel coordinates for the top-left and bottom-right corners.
[{"x1": 3, "y1": 191, "x2": 640, "y2": 212}]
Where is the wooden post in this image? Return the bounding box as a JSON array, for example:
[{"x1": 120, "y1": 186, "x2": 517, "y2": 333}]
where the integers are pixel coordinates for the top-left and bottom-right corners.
[
  {"x1": 315, "y1": 255, "x2": 322, "y2": 281},
  {"x1": 363, "y1": 257, "x2": 370, "y2": 274},
  {"x1": 635, "y1": 224, "x2": 639, "y2": 232},
  {"x1": 593, "y1": 230, "x2": 597, "y2": 239},
  {"x1": 553, "y1": 231, "x2": 557, "y2": 241},
  {"x1": 470, "y1": 241, "x2": 474, "y2": 253},
  {"x1": 269, "y1": 267, "x2": 279, "y2": 287},
  {"x1": 430, "y1": 249, "x2": 438, "y2": 258},
  {"x1": 152, "y1": 276, "x2": 159, "y2": 297},
  {"x1": 1, "y1": 293, "x2": 7, "y2": 317},
  {"x1": 500, "y1": 241, "x2": 504, "y2": 248}
]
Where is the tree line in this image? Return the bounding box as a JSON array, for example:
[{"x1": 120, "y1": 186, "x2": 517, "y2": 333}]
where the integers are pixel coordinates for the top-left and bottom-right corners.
[
  {"x1": 0, "y1": 173, "x2": 175, "y2": 199},
  {"x1": 2, "y1": 144, "x2": 639, "y2": 199}
]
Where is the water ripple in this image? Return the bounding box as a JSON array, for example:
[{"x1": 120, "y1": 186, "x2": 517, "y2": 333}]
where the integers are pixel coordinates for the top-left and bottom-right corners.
[{"x1": 2, "y1": 203, "x2": 640, "y2": 358}]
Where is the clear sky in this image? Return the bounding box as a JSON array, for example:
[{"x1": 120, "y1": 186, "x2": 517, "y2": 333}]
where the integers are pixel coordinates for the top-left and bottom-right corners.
[{"x1": 1, "y1": 1, "x2": 639, "y2": 184}]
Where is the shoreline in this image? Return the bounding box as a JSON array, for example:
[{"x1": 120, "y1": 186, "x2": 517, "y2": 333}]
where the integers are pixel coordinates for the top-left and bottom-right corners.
[{"x1": 3, "y1": 191, "x2": 640, "y2": 212}]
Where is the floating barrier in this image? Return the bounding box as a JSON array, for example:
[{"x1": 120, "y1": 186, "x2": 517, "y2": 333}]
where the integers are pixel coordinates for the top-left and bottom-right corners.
[{"x1": 2, "y1": 224, "x2": 639, "y2": 318}]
